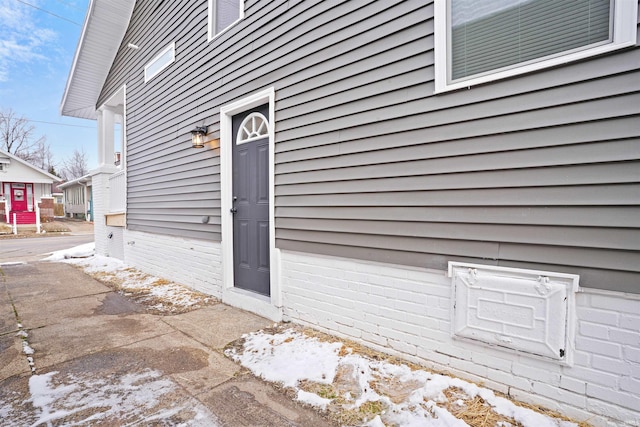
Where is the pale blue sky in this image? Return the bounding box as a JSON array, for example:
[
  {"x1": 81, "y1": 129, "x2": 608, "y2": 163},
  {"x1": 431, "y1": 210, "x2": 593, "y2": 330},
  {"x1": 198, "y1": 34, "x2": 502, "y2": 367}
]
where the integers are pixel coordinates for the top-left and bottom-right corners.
[{"x1": 0, "y1": 0, "x2": 96, "y2": 172}]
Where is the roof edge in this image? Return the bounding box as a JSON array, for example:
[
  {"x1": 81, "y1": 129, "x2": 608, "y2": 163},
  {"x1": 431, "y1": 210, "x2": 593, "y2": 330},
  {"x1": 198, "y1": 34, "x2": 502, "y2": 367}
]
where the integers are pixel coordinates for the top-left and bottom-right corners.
[
  {"x1": 0, "y1": 148, "x2": 63, "y2": 182},
  {"x1": 59, "y1": 0, "x2": 97, "y2": 118}
]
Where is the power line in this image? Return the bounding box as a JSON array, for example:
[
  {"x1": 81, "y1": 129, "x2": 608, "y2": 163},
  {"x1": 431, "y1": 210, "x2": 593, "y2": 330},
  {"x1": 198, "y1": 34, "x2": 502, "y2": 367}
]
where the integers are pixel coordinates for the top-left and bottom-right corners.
[
  {"x1": 29, "y1": 119, "x2": 94, "y2": 129},
  {"x1": 13, "y1": 0, "x2": 81, "y2": 26}
]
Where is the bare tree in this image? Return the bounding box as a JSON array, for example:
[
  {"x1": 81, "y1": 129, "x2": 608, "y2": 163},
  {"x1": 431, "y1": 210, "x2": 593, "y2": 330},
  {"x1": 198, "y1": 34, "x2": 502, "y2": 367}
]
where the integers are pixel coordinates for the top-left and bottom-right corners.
[
  {"x1": 0, "y1": 107, "x2": 39, "y2": 158},
  {"x1": 60, "y1": 148, "x2": 89, "y2": 180},
  {"x1": 0, "y1": 107, "x2": 58, "y2": 174},
  {"x1": 30, "y1": 137, "x2": 57, "y2": 172}
]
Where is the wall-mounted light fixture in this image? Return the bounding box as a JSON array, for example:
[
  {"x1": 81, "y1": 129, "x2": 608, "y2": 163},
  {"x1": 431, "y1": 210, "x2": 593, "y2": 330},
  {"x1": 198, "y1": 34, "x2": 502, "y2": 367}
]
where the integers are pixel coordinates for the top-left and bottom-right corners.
[{"x1": 191, "y1": 126, "x2": 208, "y2": 148}]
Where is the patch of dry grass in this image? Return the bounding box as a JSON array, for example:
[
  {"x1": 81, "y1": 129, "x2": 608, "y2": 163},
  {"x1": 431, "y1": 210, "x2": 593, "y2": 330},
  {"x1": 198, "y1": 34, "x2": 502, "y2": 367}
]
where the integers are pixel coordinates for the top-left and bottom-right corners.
[
  {"x1": 74, "y1": 264, "x2": 217, "y2": 315},
  {"x1": 439, "y1": 387, "x2": 522, "y2": 427},
  {"x1": 230, "y1": 325, "x2": 593, "y2": 427},
  {"x1": 41, "y1": 223, "x2": 71, "y2": 232},
  {"x1": 331, "y1": 399, "x2": 387, "y2": 426}
]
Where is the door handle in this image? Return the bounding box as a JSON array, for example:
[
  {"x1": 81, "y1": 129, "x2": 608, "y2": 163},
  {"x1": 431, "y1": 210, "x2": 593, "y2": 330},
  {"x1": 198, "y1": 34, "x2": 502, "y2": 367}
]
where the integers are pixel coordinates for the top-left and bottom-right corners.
[{"x1": 231, "y1": 196, "x2": 238, "y2": 214}]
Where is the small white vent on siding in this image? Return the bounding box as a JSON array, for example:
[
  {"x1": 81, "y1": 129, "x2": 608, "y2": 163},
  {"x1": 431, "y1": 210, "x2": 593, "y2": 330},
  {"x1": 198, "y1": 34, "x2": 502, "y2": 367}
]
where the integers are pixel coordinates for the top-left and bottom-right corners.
[{"x1": 448, "y1": 262, "x2": 579, "y2": 364}]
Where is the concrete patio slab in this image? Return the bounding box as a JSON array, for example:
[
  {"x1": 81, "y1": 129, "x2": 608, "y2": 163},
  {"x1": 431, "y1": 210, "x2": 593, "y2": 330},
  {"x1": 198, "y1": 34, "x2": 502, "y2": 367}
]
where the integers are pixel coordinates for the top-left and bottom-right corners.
[
  {"x1": 0, "y1": 261, "x2": 333, "y2": 426},
  {"x1": 162, "y1": 303, "x2": 273, "y2": 349}
]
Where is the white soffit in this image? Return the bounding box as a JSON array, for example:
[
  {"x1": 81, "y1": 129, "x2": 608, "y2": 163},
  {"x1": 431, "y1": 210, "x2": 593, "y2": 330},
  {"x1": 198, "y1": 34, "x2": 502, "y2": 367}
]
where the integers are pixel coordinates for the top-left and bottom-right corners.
[{"x1": 60, "y1": 0, "x2": 135, "y2": 120}]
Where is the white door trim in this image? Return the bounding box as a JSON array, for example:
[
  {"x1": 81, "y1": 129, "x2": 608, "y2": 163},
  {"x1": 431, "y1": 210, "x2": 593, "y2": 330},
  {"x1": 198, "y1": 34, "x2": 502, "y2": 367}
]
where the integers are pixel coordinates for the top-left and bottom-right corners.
[{"x1": 219, "y1": 87, "x2": 281, "y2": 321}]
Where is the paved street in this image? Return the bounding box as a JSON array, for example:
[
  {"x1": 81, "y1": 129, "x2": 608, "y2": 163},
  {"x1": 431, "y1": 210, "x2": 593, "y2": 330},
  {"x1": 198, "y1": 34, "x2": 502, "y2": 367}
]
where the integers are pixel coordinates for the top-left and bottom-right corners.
[
  {"x1": 0, "y1": 234, "x2": 94, "y2": 263},
  {"x1": 0, "y1": 218, "x2": 95, "y2": 263}
]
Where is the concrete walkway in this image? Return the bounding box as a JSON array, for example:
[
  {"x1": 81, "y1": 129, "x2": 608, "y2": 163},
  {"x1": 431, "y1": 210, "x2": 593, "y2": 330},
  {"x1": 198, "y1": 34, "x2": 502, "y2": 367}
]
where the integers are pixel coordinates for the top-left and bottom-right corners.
[{"x1": 0, "y1": 261, "x2": 332, "y2": 426}]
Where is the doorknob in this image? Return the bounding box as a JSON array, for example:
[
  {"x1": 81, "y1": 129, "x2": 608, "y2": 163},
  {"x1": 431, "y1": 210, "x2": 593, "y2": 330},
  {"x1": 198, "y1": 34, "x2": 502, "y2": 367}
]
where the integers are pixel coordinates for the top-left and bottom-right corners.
[{"x1": 231, "y1": 196, "x2": 238, "y2": 213}]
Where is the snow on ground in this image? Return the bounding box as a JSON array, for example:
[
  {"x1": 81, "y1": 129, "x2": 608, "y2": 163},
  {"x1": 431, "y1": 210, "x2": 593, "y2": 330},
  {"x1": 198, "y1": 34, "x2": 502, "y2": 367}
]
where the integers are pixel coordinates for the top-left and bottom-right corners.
[
  {"x1": 43, "y1": 242, "x2": 95, "y2": 261},
  {"x1": 43, "y1": 244, "x2": 215, "y2": 314},
  {"x1": 40, "y1": 244, "x2": 583, "y2": 426},
  {"x1": 1, "y1": 369, "x2": 218, "y2": 426},
  {"x1": 226, "y1": 328, "x2": 581, "y2": 427}
]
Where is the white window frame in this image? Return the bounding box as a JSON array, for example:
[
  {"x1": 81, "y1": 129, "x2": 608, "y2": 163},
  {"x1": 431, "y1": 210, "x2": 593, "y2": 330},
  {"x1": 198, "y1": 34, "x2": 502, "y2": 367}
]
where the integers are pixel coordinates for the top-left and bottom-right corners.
[
  {"x1": 144, "y1": 43, "x2": 175, "y2": 83},
  {"x1": 208, "y1": 0, "x2": 244, "y2": 41},
  {"x1": 434, "y1": 0, "x2": 638, "y2": 93}
]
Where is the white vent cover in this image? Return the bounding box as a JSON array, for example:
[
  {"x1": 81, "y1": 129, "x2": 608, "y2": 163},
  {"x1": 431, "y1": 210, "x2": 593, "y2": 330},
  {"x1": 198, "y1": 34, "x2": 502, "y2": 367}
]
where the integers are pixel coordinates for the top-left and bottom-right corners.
[{"x1": 448, "y1": 262, "x2": 579, "y2": 364}]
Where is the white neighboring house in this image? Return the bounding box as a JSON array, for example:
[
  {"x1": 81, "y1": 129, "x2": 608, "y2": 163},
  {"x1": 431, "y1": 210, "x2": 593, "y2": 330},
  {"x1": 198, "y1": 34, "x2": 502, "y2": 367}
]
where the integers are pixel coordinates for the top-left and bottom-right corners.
[
  {"x1": 0, "y1": 148, "x2": 61, "y2": 225},
  {"x1": 58, "y1": 175, "x2": 92, "y2": 221}
]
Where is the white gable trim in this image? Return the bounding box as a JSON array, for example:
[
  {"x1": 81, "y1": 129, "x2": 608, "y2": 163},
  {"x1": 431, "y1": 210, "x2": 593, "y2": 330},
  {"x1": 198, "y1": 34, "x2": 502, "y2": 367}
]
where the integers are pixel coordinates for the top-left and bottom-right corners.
[
  {"x1": 60, "y1": 0, "x2": 135, "y2": 119},
  {"x1": 0, "y1": 148, "x2": 61, "y2": 182}
]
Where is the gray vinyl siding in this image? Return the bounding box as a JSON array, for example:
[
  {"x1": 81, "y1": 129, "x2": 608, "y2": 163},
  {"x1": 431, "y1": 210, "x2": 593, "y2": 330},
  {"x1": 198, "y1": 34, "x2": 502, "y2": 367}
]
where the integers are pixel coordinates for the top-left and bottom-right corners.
[{"x1": 99, "y1": 0, "x2": 640, "y2": 293}]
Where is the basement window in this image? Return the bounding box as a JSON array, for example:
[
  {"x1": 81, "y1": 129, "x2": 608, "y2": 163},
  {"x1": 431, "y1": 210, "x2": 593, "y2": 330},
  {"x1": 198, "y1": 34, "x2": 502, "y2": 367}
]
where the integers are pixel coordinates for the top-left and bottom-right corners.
[{"x1": 144, "y1": 43, "x2": 175, "y2": 83}]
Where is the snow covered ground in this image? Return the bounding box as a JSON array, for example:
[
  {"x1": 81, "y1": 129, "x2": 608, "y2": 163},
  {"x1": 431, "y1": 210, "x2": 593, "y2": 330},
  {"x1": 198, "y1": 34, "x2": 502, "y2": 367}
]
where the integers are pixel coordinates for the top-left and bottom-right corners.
[
  {"x1": 18, "y1": 244, "x2": 585, "y2": 427},
  {"x1": 1, "y1": 369, "x2": 218, "y2": 426},
  {"x1": 227, "y1": 328, "x2": 581, "y2": 427},
  {"x1": 44, "y1": 243, "x2": 214, "y2": 314}
]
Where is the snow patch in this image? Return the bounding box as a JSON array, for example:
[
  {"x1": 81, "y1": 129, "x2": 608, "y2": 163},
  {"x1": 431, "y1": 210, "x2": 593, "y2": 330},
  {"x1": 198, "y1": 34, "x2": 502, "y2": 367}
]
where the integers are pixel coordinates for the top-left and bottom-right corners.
[
  {"x1": 43, "y1": 242, "x2": 95, "y2": 261},
  {"x1": 232, "y1": 329, "x2": 342, "y2": 388},
  {"x1": 228, "y1": 329, "x2": 579, "y2": 427},
  {"x1": 24, "y1": 369, "x2": 218, "y2": 426},
  {"x1": 44, "y1": 244, "x2": 213, "y2": 313},
  {"x1": 297, "y1": 390, "x2": 332, "y2": 410}
]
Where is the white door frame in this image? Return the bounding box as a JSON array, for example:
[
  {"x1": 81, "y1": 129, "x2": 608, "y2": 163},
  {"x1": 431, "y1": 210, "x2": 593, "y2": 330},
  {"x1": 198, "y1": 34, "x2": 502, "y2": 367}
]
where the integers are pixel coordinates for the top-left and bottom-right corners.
[{"x1": 219, "y1": 87, "x2": 281, "y2": 321}]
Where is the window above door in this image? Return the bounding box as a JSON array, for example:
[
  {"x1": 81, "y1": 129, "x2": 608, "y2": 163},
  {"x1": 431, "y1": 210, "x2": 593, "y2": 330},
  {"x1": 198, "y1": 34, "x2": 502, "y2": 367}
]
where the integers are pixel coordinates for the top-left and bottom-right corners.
[
  {"x1": 208, "y1": 0, "x2": 244, "y2": 41},
  {"x1": 434, "y1": 0, "x2": 638, "y2": 93}
]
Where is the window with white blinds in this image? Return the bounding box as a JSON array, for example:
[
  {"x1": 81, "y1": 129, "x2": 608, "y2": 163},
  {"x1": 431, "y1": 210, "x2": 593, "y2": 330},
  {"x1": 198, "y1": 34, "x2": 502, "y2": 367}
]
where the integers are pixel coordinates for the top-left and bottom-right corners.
[
  {"x1": 434, "y1": 0, "x2": 638, "y2": 92},
  {"x1": 208, "y1": 0, "x2": 244, "y2": 41}
]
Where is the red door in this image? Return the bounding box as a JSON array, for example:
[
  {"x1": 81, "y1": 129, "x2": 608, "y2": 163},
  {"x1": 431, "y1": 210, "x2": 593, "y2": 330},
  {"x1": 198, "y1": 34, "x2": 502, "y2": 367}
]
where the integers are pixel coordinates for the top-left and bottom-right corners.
[{"x1": 11, "y1": 186, "x2": 27, "y2": 211}]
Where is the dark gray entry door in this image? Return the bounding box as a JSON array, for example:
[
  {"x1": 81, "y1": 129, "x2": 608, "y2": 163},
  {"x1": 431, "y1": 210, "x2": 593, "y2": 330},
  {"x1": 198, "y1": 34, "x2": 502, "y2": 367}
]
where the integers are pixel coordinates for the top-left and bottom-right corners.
[{"x1": 231, "y1": 104, "x2": 270, "y2": 296}]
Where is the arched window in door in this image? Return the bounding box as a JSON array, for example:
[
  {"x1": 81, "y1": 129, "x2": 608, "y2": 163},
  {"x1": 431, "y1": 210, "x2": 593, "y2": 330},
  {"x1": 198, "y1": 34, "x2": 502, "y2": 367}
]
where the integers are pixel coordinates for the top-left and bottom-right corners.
[{"x1": 236, "y1": 112, "x2": 269, "y2": 145}]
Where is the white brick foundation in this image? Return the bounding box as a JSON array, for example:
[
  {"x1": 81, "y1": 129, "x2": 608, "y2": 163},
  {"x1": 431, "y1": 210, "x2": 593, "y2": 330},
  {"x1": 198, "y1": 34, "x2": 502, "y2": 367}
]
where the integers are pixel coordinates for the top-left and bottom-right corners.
[
  {"x1": 123, "y1": 230, "x2": 222, "y2": 297},
  {"x1": 281, "y1": 251, "x2": 640, "y2": 427},
  {"x1": 105, "y1": 226, "x2": 124, "y2": 260}
]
